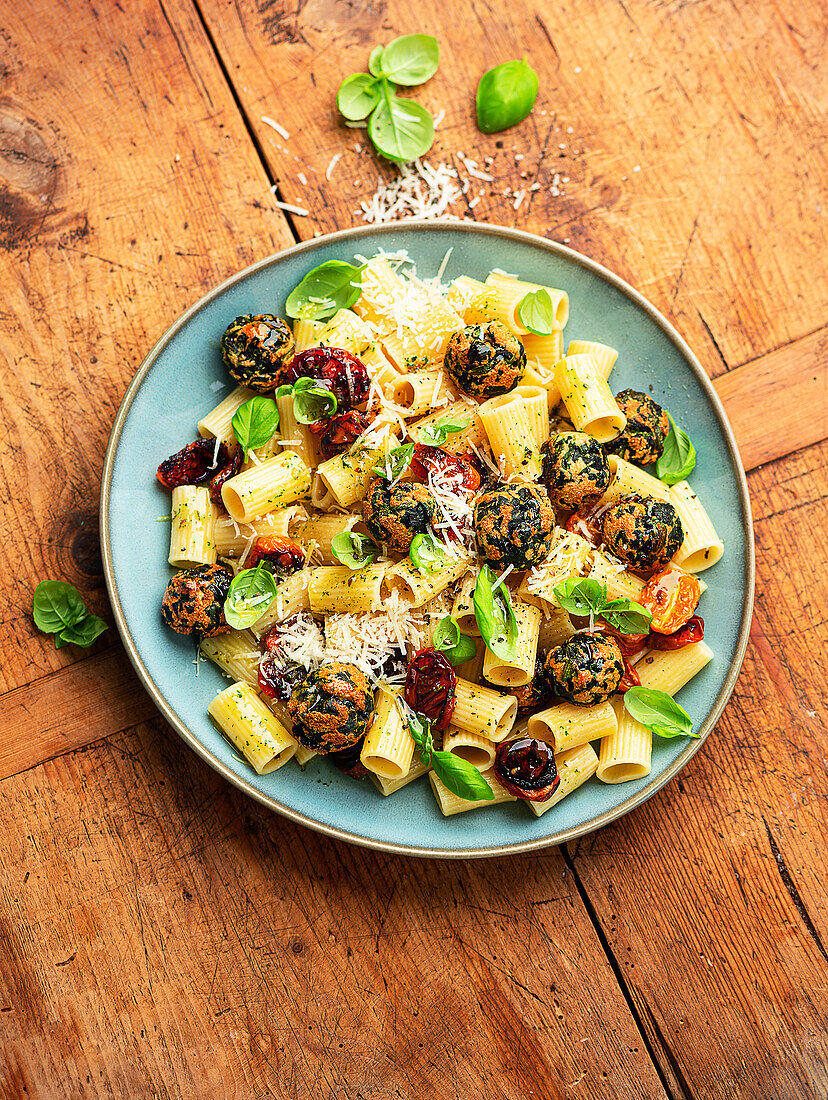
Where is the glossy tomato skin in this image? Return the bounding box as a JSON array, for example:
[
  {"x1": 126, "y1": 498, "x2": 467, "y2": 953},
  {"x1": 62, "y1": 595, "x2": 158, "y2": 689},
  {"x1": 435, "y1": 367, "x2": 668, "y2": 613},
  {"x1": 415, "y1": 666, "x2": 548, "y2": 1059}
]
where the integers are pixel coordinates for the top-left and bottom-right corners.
[
  {"x1": 591, "y1": 620, "x2": 649, "y2": 658},
  {"x1": 287, "y1": 346, "x2": 369, "y2": 409},
  {"x1": 494, "y1": 738, "x2": 560, "y2": 801},
  {"x1": 157, "y1": 438, "x2": 229, "y2": 490},
  {"x1": 641, "y1": 568, "x2": 702, "y2": 633},
  {"x1": 648, "y1": 615, "x2": 705, "y2": 650},
  {"x1": 310, "y1": 410, "x2": 370, "y2": 457},
  {"x1": 564, "y1": 509, "x2": 603, "y2": 547},
  {"x1": 410, "y1": 445, "x2": 481, "y2": 492},
  {"x1": 404, "y1": 648, "x2": 457, "y2": 732},
  {"x1": 616, "y1": 658, "x2": 641, "y2": 694},
  {"x1": 209, "y1": 447, "x2": 243, "y2": 505},
  {"x1": 247, "y1": 536, "x2": 306, "y2": 577}
]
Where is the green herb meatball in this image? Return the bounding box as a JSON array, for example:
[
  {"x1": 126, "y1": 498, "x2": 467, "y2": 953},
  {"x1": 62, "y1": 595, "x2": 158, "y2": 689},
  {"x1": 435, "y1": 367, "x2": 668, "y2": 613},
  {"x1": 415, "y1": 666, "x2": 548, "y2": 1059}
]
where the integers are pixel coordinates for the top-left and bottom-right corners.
[
  {"x1": 604, "y1": 390, "x2": 670, "y2": 467},
  {"x1": 161, "y1": 564, "x2": 233, "y2": 638},
  {"x1": 474, "y1": 483, "x2": 556, "y2": 571},
  {"x1": 287, "y1": 661, "x2": 375, "y2": 753},
  {"x1": 602, "y1": 492, "x2": 684, "y2": 575},
  {"x1": 444, "y1": 322, "x2": 526, "y2": 398},
  {"x1": 362, "y1": 477, "x2": 438, "y2": 553},
  {"x1": 220, "y1": 314, "x2": 295, "y2": 393},
  {"x1": 544, "y1": 632, "x2": 624, "y2": 706},
  {"x1": 540, "y1": 431, "x2": 611, "y2": 512}
]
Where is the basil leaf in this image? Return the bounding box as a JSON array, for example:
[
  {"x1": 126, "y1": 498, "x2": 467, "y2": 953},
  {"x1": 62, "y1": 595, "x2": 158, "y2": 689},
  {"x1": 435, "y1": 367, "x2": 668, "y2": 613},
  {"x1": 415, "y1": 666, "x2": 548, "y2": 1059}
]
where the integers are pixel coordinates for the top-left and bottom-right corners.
[
  {"x1": 656, "y1": 414, "x2": 696, "y2": 484},
  {"x1": 473, "y1": 564, "x2": 518, "y2": 661},
  {"x1": 406, "y1": 709, "x2": 434, "y2": 764},
  {"x1": 432, "y1": 615, "x2": 478, "y2": 667},
  {"x1": 372, "y1": 442, "x2": 415, "y2": 480},
  {"x1": 602, "y1": 598, "x2": 652, "y2": 635},
  {"x1": 368, "y1": 45, "x2": 385, "y2": 77},
  {"x1": 32, "y1": 580, "x2": 89, "y2": 634},
  {"x1": 231, "y1": 396, "x2": 279, "y2": 455},
  {"x1": 275, "y1": 384, "x2": 295, "y2": 398},
  {"x1": 431, "y1": 749, "x2": 496, "y2": 801},
  {"x1": 553, "y1": 577, "x2": 608, "y2": 617},
  {"x1": 337, "y1": 73, "x2": 381, "y2": 121},
  {"x1": 368, "y1": 90, "x2": 434, "y2": 163},
  {"x1": 476, "y1": 58, "x2": 539, "y2": 134},
  {"x1": 285, "y1": 260, "x2": 362, "y2": 321},
  {"x1": 58, "y1": 614, "x2": 109, "y2": 648},
  {"x1": 417, "y1": 418, "x2": 470, "y2": 446},
  {"x1": 331, "y1": 530, "x2": 380, "y2": 570},
  {"x1": 292, "y1": 377, "x2": 337, "y2": 424},
  {"x1": 624, "y1": 687, "x2": 698, "y2": 739},
  {"x1": 517, "y1": 289, "x2": 557, "y2": 336},
  {"x1": 409, "y1": 532, "x2": 446, "y2": 573},
  {"x1": 380, "y1": 34, "x2": 440, "y2": 86},
  {"x1": 224, "y1": 562, "x2": 279, "y2": 629}
]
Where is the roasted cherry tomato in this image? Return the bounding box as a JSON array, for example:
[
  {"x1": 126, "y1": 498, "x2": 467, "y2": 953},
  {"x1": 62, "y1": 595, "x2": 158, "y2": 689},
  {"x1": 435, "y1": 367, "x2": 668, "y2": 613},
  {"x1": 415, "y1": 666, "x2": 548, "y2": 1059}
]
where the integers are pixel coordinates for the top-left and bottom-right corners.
[
  {"x1": 616, "y1": 658, "x2": 641, "y2": 694},
  {"x1": 565, "y1": 509, "x2": 603, "y2": 547},
  {"x1": 257, "y1": 614, "x2": 312, "y2": 700},
  {"x1": 209, "y1": 447, "x2": 243, "y2": 504},
  {"x1": 287, "y1": 346, "x2": 370, "y2": 409},
  {"x1": 641, "y1": 568, "x2": 702, "y2": 634},
  {"x1": 410, "y1": 444, "x2": 481, "y2": 492},
  {"x1": 157, "y1": 438, "x2": 228, "y2": 489},
  {"x1": 404, "y1": 648, "x2": 457, "y2": 732},
  {"x1": 247, "y1": 536, "x2": 306, "y2": 577},
  {"x1": 309, "y1": 409, "x2": 370, "y2": 457},
  {"x1": 592, "y1": 620, "x2": 650, "y2": 658},
  {"x1": 329, "y1": 737, "x2": 370, "y2": 780},
  {"x1": 648, "y1": 615, "x2": 705, "y2": 650},
  {"x1": 494, "y1": 737, "x2": 560, "y2": 802}
]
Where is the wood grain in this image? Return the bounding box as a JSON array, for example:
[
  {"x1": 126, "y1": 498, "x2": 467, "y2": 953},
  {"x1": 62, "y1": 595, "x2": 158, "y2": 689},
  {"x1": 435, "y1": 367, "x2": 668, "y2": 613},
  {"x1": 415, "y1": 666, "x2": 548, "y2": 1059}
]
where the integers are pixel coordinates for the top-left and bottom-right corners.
[
  {"x1": 0, "y1": 718, "x2": 671, "y2": 1100},
  {"x1": 0, "y1": 0, "x2": 294, "y2": 696}
]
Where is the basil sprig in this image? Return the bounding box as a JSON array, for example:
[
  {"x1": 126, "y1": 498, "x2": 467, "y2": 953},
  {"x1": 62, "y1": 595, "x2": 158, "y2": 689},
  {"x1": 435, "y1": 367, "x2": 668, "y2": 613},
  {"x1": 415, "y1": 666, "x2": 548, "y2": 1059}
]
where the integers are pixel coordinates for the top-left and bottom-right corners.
[
  {"x1": 406, "y1": 709, "x2": 495, "y2": 802},
  {"x1": 331, "y1": 530, "x2": 380, "y2": 570},
  {"x1": 285, "y1": 260, "x2": 362, "y2": 321},
  {"x1": 553, "y1": 577, "x2": 652, "y2": 635},
  {"x1": 231, "y1": 396, "x2": 279, "y2": 456},
  {"x1": 624, "y1": 687, "x2": 698, "y2": 739},
  {"x1": 517, "y1": 289, "x2": 557, "y2": 336},
  {"x1": 223, "y1": 562, "x2": 279, "y2": 629},
  {"x1": 32, "y1": 580, "x2": 108, "y2": 649},
  {"x1": 473, "y1": 564, "x2": 518, "y2": 661},
  {"x1": 409, "y1": 531, "x2": 446, "y2": 573},
  {"x1": 417, "y1": 418, "x2": 470, "y2": 446},
  {"x1": 432, "y1": 615, "x2": 477, "y2": 667},
  {"x1": 337, "y1": 35, "x2": 439, "y2": 162},
  {"x1": 372, "y1": 442, "x2": 415, "y2": 480},
  {"x1": 476, "y1": 58, "x2": 539, "y2": 134},
  {"x1": 656, "y1": 414, "x2": 696, "y2": 484},
  {"x1": 292, "y1": 377, "x2": 338, "y2": 424}
]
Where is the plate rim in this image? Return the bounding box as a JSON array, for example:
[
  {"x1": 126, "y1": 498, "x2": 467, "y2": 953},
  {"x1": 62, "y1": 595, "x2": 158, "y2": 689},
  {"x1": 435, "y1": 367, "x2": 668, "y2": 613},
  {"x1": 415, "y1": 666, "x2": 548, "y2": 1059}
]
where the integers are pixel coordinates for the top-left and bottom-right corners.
[{"x1": 100, "y1": 219, "x2": 755, "y2": 859}]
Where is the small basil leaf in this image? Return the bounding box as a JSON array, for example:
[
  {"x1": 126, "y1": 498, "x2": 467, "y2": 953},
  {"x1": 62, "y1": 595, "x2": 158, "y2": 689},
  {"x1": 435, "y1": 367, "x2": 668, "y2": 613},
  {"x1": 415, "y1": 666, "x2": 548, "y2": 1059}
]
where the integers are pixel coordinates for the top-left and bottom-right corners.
[
  {"x1": 406, "y1": 709, "x2": 434, "y2": 764},
  {"x1": 380, "y1": 34, "x2": 440, "y2": 86},
  {"x1": 275, "y1": 384, "x2": 295, "y2": 398},
  {"x1": 553, "y1": 577, "x2": 607, "y2": 617},
  {"x1": 32, "y1": 580, "x2": 89, "y2": 634},
  {"x1": 473, "y1": 564, "x2": 518, "y2": 661},
  {"x1": 368, "y1": 91, "x2": 434, "y2": 163},
  {"x1": 476, "y1": 58, "x2": 539, "y2": 134},
  {"x1": 409, "y1": 532, "x2": 446, "y2": 573},
  {"x1": 624, "y1": 687, "x2": 698, "y2": 738},
  {"x1": 431, "y1": 750, "x2": 495, "y2": 801},
  {"x1": 417, "y1": 418, "x2": 470, "y2": 446},
  {"x1": 433, "y1": 615, "x2": 478, "y2": 667},
  {"x1": 58, "y1": 614, "x2": 109, "y2": 648},
  {"x1": 231, "y1": 396, "x2": 280, "y2": 455},
  {"x1": 517, "y1": 288, "x2": 557, "y2": 336},
  {"x1": 293, "y1": 380, "x2": 337, "y2": 424},
  {"x1": 337, "y1": 73, "x2": 381, "y2": 121},
  {"x1": 368, "y1": 45, "x2": 385, "y2": 77},
  {"x1": 601, "y1": 598, "x2": 653, "y2": 635},
  {"x1": 285, "y1": 260, "x2": 362, "y2": 321},
  {"x1": 224, "y1": 562, "x2": 279, "y2": 629},
  {"x1": 331, "y1": 530, "x2": 380, "y2": 570},
  {"x1": 656, "y1": 414, "x2": 696, "y2": 484},
  {"x1": 372, "y1": 442, "x2": 415, "y2": 480}
]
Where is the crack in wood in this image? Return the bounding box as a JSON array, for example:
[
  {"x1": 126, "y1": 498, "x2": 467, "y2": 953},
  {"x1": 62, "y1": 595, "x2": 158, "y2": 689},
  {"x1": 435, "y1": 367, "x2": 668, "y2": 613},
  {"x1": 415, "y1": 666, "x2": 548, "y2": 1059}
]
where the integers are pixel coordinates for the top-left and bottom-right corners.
[{"x1": 762, "y1": 817, "x2": 828, "y2": 964}]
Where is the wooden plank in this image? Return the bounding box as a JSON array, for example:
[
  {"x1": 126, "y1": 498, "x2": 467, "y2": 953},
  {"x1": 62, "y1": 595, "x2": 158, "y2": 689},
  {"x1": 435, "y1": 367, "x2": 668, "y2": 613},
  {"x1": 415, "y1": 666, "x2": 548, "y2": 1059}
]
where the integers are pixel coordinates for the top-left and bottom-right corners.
[
  {"x1": 0, "y1": 0, "x2": 294, "y2": 696},
  {"x1": 567, "y1": 440, "x2": 828, "y2": 1099},
  {"x1": 0, "y1": 646, "x2": 156, "y2": 781},
  {"x1": 713, "y1": 327, "x2": 828, "y2": 471},
  {"x1": 196, "y1": 0, "x2": 828, "y2": 374},
  {"x1": 0, "y1": 719, "x2": 671, "y2": 1100}
]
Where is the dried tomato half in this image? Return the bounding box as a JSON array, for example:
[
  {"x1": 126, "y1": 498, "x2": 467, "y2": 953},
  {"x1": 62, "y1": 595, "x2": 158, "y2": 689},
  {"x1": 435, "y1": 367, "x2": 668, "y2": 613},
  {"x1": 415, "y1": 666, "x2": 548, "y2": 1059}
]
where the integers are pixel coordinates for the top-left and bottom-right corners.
[
  {"x1": 592, "y1": 620, "x2": 650, "y2": 658},
  {"x1": 257, "y1": 614, "x2": 311, "y2": 700},
  {"x1": 309, "y1": 409, "x2": 370, "y2": 457},
  {"x1": 287, "y1": 346, "x2": 370, "y2": 410},
  {"x1": 209, "y1": 447, "x2": 243, "y2": 504},
  {"x1": 494, "y1": 738, "x2": 560, "y2": 801},
  {"x1": 641, "y1": 568, "x2": 702, "y2": 634},
  {"x1": 648, "y1": 615, "x2": 705, "y2": 651},
  {"x1": 616, "y1": 658, "x2": 641, "y2": 694},
  {"x1": 247, "y1": 536, "x2": 306, "y2": 577},
  {"x1": 157, "y1": 438, "x2": 228, "y2": 490},
  {"x1": 410, "y1": 444, "x2": 481, "y2": 491},
  {"x1": 404, "y1": 647, "x2": 457, "y2": 732},
  {"x1": 565, "y1": 509, "x2": 603, "y2": 546}
]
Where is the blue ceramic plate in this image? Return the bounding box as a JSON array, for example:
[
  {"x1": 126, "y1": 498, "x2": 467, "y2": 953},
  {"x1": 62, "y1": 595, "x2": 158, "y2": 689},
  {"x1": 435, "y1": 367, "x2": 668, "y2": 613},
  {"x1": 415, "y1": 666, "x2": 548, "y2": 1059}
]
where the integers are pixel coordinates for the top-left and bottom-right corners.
[{"x1": 100, "y1": 222, "x2": 753, "y2": 858}]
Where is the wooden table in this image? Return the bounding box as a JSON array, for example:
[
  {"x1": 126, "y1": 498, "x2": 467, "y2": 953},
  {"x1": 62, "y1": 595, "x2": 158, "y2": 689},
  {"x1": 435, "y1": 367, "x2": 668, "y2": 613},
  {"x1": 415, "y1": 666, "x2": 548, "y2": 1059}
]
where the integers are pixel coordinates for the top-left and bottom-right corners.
[{"x1": 1, "y1": 2, "x2": 826, "y2": 1096}]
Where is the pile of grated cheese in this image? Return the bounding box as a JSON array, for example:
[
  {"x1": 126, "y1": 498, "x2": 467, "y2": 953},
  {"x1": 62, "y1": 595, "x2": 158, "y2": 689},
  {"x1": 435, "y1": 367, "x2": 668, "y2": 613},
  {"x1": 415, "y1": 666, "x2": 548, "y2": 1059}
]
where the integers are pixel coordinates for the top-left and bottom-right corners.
[{"x1": 358, "y1": 160, "x2": 466, "y2": 224}]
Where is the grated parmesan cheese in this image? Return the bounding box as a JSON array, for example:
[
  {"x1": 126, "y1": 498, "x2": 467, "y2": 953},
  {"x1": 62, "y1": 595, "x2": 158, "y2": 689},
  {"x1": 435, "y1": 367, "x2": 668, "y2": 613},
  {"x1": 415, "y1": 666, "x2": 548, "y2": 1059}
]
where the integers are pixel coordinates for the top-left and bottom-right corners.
[
  {"x1": 261, "y1": 116, "x2": 290, "y2": 139},
  {"x1": 358, "y1": 160, "x2": 465, "y2": 224}
]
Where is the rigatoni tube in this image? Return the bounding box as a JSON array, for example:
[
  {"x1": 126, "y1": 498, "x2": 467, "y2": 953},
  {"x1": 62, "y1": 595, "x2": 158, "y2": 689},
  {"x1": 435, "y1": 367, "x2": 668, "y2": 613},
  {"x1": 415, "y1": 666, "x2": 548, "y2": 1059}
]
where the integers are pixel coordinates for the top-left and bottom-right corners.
[
  {"x1": 208, "y1": 682, "x2": 297, "y2": 774},
  {"x1": 221, "y1": 451, "x2": 312, "y2": 522}
]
